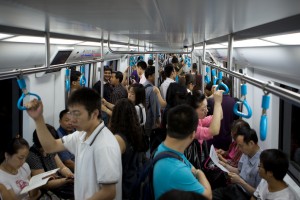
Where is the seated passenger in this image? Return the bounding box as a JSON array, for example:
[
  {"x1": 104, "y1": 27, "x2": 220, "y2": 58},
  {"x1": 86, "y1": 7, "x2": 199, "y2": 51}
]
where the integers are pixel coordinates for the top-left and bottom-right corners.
[
  {"x1": 26, "y1": 124, "x2": 74, "y2": 199},
  {"x1": 0, "y1": 183, "x2": 13, "y2": 200},
  {"x1": 188, "y1": 90, "x2": 223, "y2": 145},
  {"x1": 159, "y1": 189, "x2": 208, "y2": 200},
  {"x1": 216, "y1": 119, "x2": 250, "y2": 168},
  {"x1": 251, "y1": 149, "x2": 299, "y2": 200},
  {"x1": 213, "y1": 127, "x2": 262, "y2": 200},
  {"x1": 0, "y1": 137, "x2": 40, "y2": 199},
  {"x1": 110, "y1": 99, "x2": 146, "y2": 199},
  {"x1": 153, "y1": 105, "x2": 212, "y2": 200},
  {"x1": 56, "y1": 109, "x2": 75, "y2": 172}
]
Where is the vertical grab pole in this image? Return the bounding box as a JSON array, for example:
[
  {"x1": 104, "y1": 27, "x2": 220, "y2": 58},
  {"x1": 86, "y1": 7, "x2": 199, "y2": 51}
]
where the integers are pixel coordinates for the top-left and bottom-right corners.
[
  {"x1": 155, "y1": 54, "x2": 159, "y2": 86},
  {"x1": 100, "y1": 32, "x2": 104, "y2": 98},
  {"x1": 227, "y1": 34, "x2": 234, "y2": 71},
  {"x1": 45, "y1": 32, "x2": 50, "y2": 68},
  {"x1": 201, "y1": 41, "x2": 206, "y2": 92}
]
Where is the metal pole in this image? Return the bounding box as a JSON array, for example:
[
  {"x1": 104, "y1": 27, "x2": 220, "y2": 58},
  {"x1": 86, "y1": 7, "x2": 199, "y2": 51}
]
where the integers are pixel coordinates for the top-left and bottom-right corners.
[
  {"x1": 155, "y1": 54, "x2": 159, "y2": 86},
  {"x1": 0, "y1": 58, "x2": 104, "y2": 81},
  {"x1": 202, "y1": 61, "x2": 300, "y2": 104},
  {"x1": 45, "y1": 32, "x2": 50, "y2": 68},
  {"x1": 100, "y1": 32, "x2": 104, "y2": 98},
  {"x1": 228, "y1": 34, "x2": 234, "y2": 71},
  {"x1": 201, "y1": 42, "x2": 206, "y2": 92}
]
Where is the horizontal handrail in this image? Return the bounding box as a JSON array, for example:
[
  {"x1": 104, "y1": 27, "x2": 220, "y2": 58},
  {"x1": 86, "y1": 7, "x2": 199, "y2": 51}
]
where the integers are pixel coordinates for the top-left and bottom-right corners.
[
  {"x1": 202, "y1": 61, "x2": 300, "y2": 104},
  {"x1": 0, "y1": 59, "x2": 104, "y2": 81}
]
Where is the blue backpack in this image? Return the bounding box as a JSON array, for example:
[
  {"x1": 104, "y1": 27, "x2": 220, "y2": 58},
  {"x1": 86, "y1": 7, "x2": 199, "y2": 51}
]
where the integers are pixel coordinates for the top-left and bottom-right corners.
[{"x1": 132, "y1": 151, "x2": 184, "y2": 200}]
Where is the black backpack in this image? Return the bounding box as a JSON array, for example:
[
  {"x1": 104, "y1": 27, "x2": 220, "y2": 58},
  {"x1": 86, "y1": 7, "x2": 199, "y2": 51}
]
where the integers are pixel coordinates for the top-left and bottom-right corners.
[{"x1": 132, "y1": 151, "x2": 184, "y2": 200}]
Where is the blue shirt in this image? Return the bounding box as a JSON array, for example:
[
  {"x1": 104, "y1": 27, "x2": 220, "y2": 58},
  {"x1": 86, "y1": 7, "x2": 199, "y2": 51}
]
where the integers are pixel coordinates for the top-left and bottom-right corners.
[
  {"x1": 153, "y1": 143, "x2": 205, "y2": 199},
  {"x1": 56, "y1": 127, "x2": 75, "y2": 162}
]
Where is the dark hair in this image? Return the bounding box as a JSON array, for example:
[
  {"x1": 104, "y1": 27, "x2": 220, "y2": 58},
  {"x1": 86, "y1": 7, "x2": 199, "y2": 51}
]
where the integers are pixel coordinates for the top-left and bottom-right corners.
[
  {"x1": 192, "y1": 63, "x2": 197, "y2": 70},
  {"x1": 164, "y1": 64, "x2": 174, "y2": 78},
  {"x1": 70, "y1": 70, "x2": 81, "y2": 82},
  {"x1": 188, "y1": 90, "x2": 206, "y2": 109},
  {"x1": 167, "y1": 105, "x2": 198, "y2": 139},
  {"x1": 59, "y1": 109, "x2": 69, "y2": 120},
  {"x1": 137, "y1": 61, "x2": 147, "y2": 70},
  {"x1": 236, "y1": 126, "x2": 258, "y2": 144},
  {"x1": 260, "y1": 149, "x2": 289, "y2": 181},
  {"x1": 185, "y1": 74, "x2": 195, "y2": 86},
  {"x1": 33, "y1": 124, "x2": 58, "y2": 149},
  {"x1": 148, "y1": 59, "x2": 154, "y2": 66},
  {"x1": 205, "y1": 82, "x2": 213, "y2": 91},
  {"x1": 112, "y1": 71, "x2": 124, "y2": 83},
  {"x1": 218, "y1": 76, "x2": 232, "y2": 91},
  {"x1": 231, "y1": 119, "x2": 250, "y2": 139},
  {"x1": 104, "y1": 65, "x2": 112, "y2": 73},
  {"x1": 166, "y1": 83, "x2": 188, "y2": 108},
  {"x1": 128, "y1": 83, "x2": 146, "y2": 107},
  {"x1": 1, "y1": 137, "x2": 29, "y2": 162},
  {"x1": 159, "y1": 189, "x2": 207, "y2": 200},
  {"x1": 171, "y1": 56, "x2": 179, "y2": 64},
  {"x1": 145, "y1": 66, "x2": 155, "y2": 79},
  {"x1": 110, "y1": 99, "x2": 144, "y2": 151},
  {"x1": 68, "y1": 87, "x2": 101, "y2": 119}
]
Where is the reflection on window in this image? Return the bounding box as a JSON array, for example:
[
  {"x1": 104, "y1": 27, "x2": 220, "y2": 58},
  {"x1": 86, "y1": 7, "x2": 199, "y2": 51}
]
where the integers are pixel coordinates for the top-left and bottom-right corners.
[{"x1": 291, "y1": 105, "x2": 300, "y2": 170}]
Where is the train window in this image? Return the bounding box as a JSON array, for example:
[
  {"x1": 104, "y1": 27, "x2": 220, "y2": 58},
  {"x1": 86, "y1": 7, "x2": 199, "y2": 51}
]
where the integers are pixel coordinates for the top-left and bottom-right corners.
[
  {"x1": 0, "y1": 79, "x2": 22, "y2": 154},
  {"x1": 279, "y1": 84, "x2": 300, "y2": 184}
]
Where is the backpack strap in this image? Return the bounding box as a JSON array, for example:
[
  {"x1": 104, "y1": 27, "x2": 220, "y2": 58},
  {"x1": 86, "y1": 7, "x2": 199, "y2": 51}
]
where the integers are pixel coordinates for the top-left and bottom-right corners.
[
  {"x1": 144, "y1": 84, "x2": 152, "y2": 89},
  {"x1": 153, "y1": 151, "x2": 184, "y2": 165},
  {"x1": 137, "y1": 104, "x2": 143, "y2": 124},
  {"x1": 144, "y1": 84, "x2": 153, "y2": 110}
]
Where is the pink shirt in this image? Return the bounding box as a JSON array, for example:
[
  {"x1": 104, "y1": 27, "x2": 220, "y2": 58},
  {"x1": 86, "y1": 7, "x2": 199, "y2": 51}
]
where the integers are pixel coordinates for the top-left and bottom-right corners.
[{"x1": 195, "y1": 115, "x2": 213, "y2": 145}]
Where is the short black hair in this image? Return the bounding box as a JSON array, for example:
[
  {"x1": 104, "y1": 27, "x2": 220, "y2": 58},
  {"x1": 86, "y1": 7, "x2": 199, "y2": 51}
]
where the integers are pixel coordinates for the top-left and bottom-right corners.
[
  {"x1": 236, "y1": 126, "x2": 258, "y2": 144},
  {"x1": 192, "y1": 63, "x2": 198, "y2": 70},
  {"x1": 185, "y1": 74, "x2": 195, "y2": 86},
  {"x1": 205, "y1": 82, "x2": 213, "y2": 91},
  {"x1": 59, "y1": 109, "x2": 69, "y2": 120},
  {"x1": 145, "y1": 66, "x2": 155, "y2": 79},
  {"x1": 260, "y1": 149, "x2": 289, "y2": 181},
  {"x1": 112, "y1": 71, "x2": 123, "y2": 83},
  {"x1": 104, "y1": 65, "x2": 112, "y2": 73},
  {"x1": 148, "y1": 59, "x2": 154, "y2": 66},
  {"x1": 171, "y1": 56, "x2": 179, "y2": 64},
  {"x1": 70, "y1": 70, "x2": 81, "y2": 82},
  {"x1": 218, "y1": 76, "x2": 232, "y2": 91},
  {"x1": 68, "y1": 87, "x2": 101, "y2": 119},
  {"x1": 33, "y1": 124, "x2": 58, "y2": 149},
  {"x1": 164, "y1": 64, "x2": 174, "y2": 78},
  {"x1": 167, "y1": 105, "x2": 198, "y2": 139},
  {"x1": 1, "y1": 137, "x2": 29, "y2": 163},
  {"x1": 137, "y1": 61, "x2": 147, "y2": 70},
  {"x1": 166, "y1": 83, "x2": 188, "y2": 107},
  {"x1": 231, "y1": 119, "x2": 250, "y2": 139}
]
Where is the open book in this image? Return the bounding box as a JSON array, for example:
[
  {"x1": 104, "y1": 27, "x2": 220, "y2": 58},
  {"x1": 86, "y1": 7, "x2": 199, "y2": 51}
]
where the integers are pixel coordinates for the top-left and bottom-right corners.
[
  {"x1": 209, "y1": 145, "x2": 229, "y2": 173},
  {"x1": 20, "y1": 168, "x2": 59, "y2": 194}
]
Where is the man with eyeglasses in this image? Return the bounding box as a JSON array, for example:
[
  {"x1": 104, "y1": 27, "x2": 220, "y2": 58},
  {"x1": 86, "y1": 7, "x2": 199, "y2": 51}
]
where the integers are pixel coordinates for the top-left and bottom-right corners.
[
  {"x1": 26, "y1": 88, "x2": 122, "y2": 200},
  {"x1": 160, "y1": 64, "x2": 176, "y2": 100}
]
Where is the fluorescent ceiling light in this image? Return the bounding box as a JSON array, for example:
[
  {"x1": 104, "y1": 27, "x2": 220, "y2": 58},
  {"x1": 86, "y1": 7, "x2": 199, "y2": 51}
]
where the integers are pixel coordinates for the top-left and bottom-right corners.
[
  {"x1": 50, "y1": 38, "x2": 82, "y2": 45},
  {"x1": 0, "y1": 33, "x2": 14, "y2": 40},
  {"x1": 4, "y1": 36, "x2": 82, "y2": 44},
  {"x1": 206, "y1": 44, "x2": 227, "y2": 49},
  {"x1": 263, "y1": 33, "x2": 300, "y2": 45},
  {"x1": 3, "y1": 36, "x2": 45, "y2": 43},
  {"x1": 194, "y1": 46, "x2": 203, "y2": 50},
  {"x1": 223, "y1": 39, "x2": 277, "y2": 47},
  {"x1": 77, "y1": 42, "x2": 102, "y2": 46}
]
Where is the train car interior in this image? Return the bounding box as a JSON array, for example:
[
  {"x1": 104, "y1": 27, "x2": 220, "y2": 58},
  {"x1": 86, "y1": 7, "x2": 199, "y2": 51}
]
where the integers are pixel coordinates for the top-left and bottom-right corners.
[{"x1": 0, "y1": 0, "x2": 300, "y2": 199}]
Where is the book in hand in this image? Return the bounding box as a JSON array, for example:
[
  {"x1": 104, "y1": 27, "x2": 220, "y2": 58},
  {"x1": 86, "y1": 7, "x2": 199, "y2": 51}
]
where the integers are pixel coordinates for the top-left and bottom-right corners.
[{"x1": 20, "y1": 168, "x2": 59, "y2": 194}]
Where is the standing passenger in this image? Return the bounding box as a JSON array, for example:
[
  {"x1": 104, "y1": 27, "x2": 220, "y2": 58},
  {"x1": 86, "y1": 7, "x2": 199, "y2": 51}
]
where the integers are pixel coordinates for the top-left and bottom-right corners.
[
  {"x1": 153, "y1": 105, "x2": 212, "y2": 200},
  {"x1": 136, "y1": 61, "x2": 148, "y2": 84},
  {"x1": 160, "y1": 64, "x2": 176, "y2": 100},
  {"x1": 26, "y1": 88, "x2": 122, "y2": 200},
  {"x1": 110, "y1": 71, "x2": 128, "y2": 104}
]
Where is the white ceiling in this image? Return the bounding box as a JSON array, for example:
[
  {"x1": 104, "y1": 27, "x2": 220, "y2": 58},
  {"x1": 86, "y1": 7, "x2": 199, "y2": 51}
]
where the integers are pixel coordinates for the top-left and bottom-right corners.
[{"x1": 1, "y1": 0, "x2": 300, "y2": 50}]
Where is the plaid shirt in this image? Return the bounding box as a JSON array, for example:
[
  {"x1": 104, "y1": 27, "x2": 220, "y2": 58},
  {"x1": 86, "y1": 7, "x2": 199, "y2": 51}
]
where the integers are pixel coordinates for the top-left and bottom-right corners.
[{"x1": 110, "y1": 84, "x2": 128, "y2": 104}]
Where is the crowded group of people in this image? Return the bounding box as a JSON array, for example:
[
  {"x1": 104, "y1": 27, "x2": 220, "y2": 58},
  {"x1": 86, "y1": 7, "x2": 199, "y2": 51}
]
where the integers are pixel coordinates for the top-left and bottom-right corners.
[{"x1": 0, "y1": 55, "x2": 298, "y2": 200}]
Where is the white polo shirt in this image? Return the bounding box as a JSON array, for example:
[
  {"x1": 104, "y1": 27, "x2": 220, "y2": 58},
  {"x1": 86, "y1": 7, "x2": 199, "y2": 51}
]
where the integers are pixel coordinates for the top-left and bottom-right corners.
[{"x1": 62, "y1": 122, "x2": 122, "y2": 200}]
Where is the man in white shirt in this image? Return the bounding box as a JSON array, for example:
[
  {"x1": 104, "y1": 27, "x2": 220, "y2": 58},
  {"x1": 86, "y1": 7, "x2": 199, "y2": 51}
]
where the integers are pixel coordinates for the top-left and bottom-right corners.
[
  {"x1": 160, "y1": 64, "x2": 176, "y2": 100},
  {"x1": 137, "y1": 61, "x2": 147, "y2": 84},
  {"x1": 26, "y1": 88, "x2": 122, "y2": 200},
  {"x1": 251, "y1": 149, "x2": 299, "y2": 200}
]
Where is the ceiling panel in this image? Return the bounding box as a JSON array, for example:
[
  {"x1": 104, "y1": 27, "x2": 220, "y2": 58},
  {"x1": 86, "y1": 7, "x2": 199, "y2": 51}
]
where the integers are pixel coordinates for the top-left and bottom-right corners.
[{"x1": 0, "y1": 0, "x2": 300, "y2": 49}]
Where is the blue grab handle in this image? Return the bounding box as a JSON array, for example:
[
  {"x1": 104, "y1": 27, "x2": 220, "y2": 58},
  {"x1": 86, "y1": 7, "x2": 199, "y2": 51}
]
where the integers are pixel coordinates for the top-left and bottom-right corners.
[
  {"x1": 211, "y1": 69, "x2": 216, "y2": 77},
  {"x1": 66, "y1": 80, "x2": 70, "y2": 92},
  {"x1": 241, "y1": 84, "x2": 247, "y2": 96},
  {"x1": 17, "y1": 92, "x2": 41, "y2": 110},
  {"x1": 260, "y1": 115, "x2": 268, "y2": 141},
  {"x1": 218, "y1": 71, "x2": 223, "y2": 80},
  {"x1": 205, "y1": 75, "x2": 210, "y2": 84},
  {"x1": 80, "y1": 76, "x2": 86, "y2": 87},
  {"x1": 216, "y1": 82, "x2": 229, "y2": 94},
  {"x1": 17, "y1": 79, "x2": 27, "y2": 90},
  {"x1": 206, "y1": 66, "x2": 210, "y2": 73},
  {"x1": 233, "y1": 99, "x2": 252, "y2": 118},
  {"x1": 262, "y1": 95, "x2": 270, "y2": 109}
]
